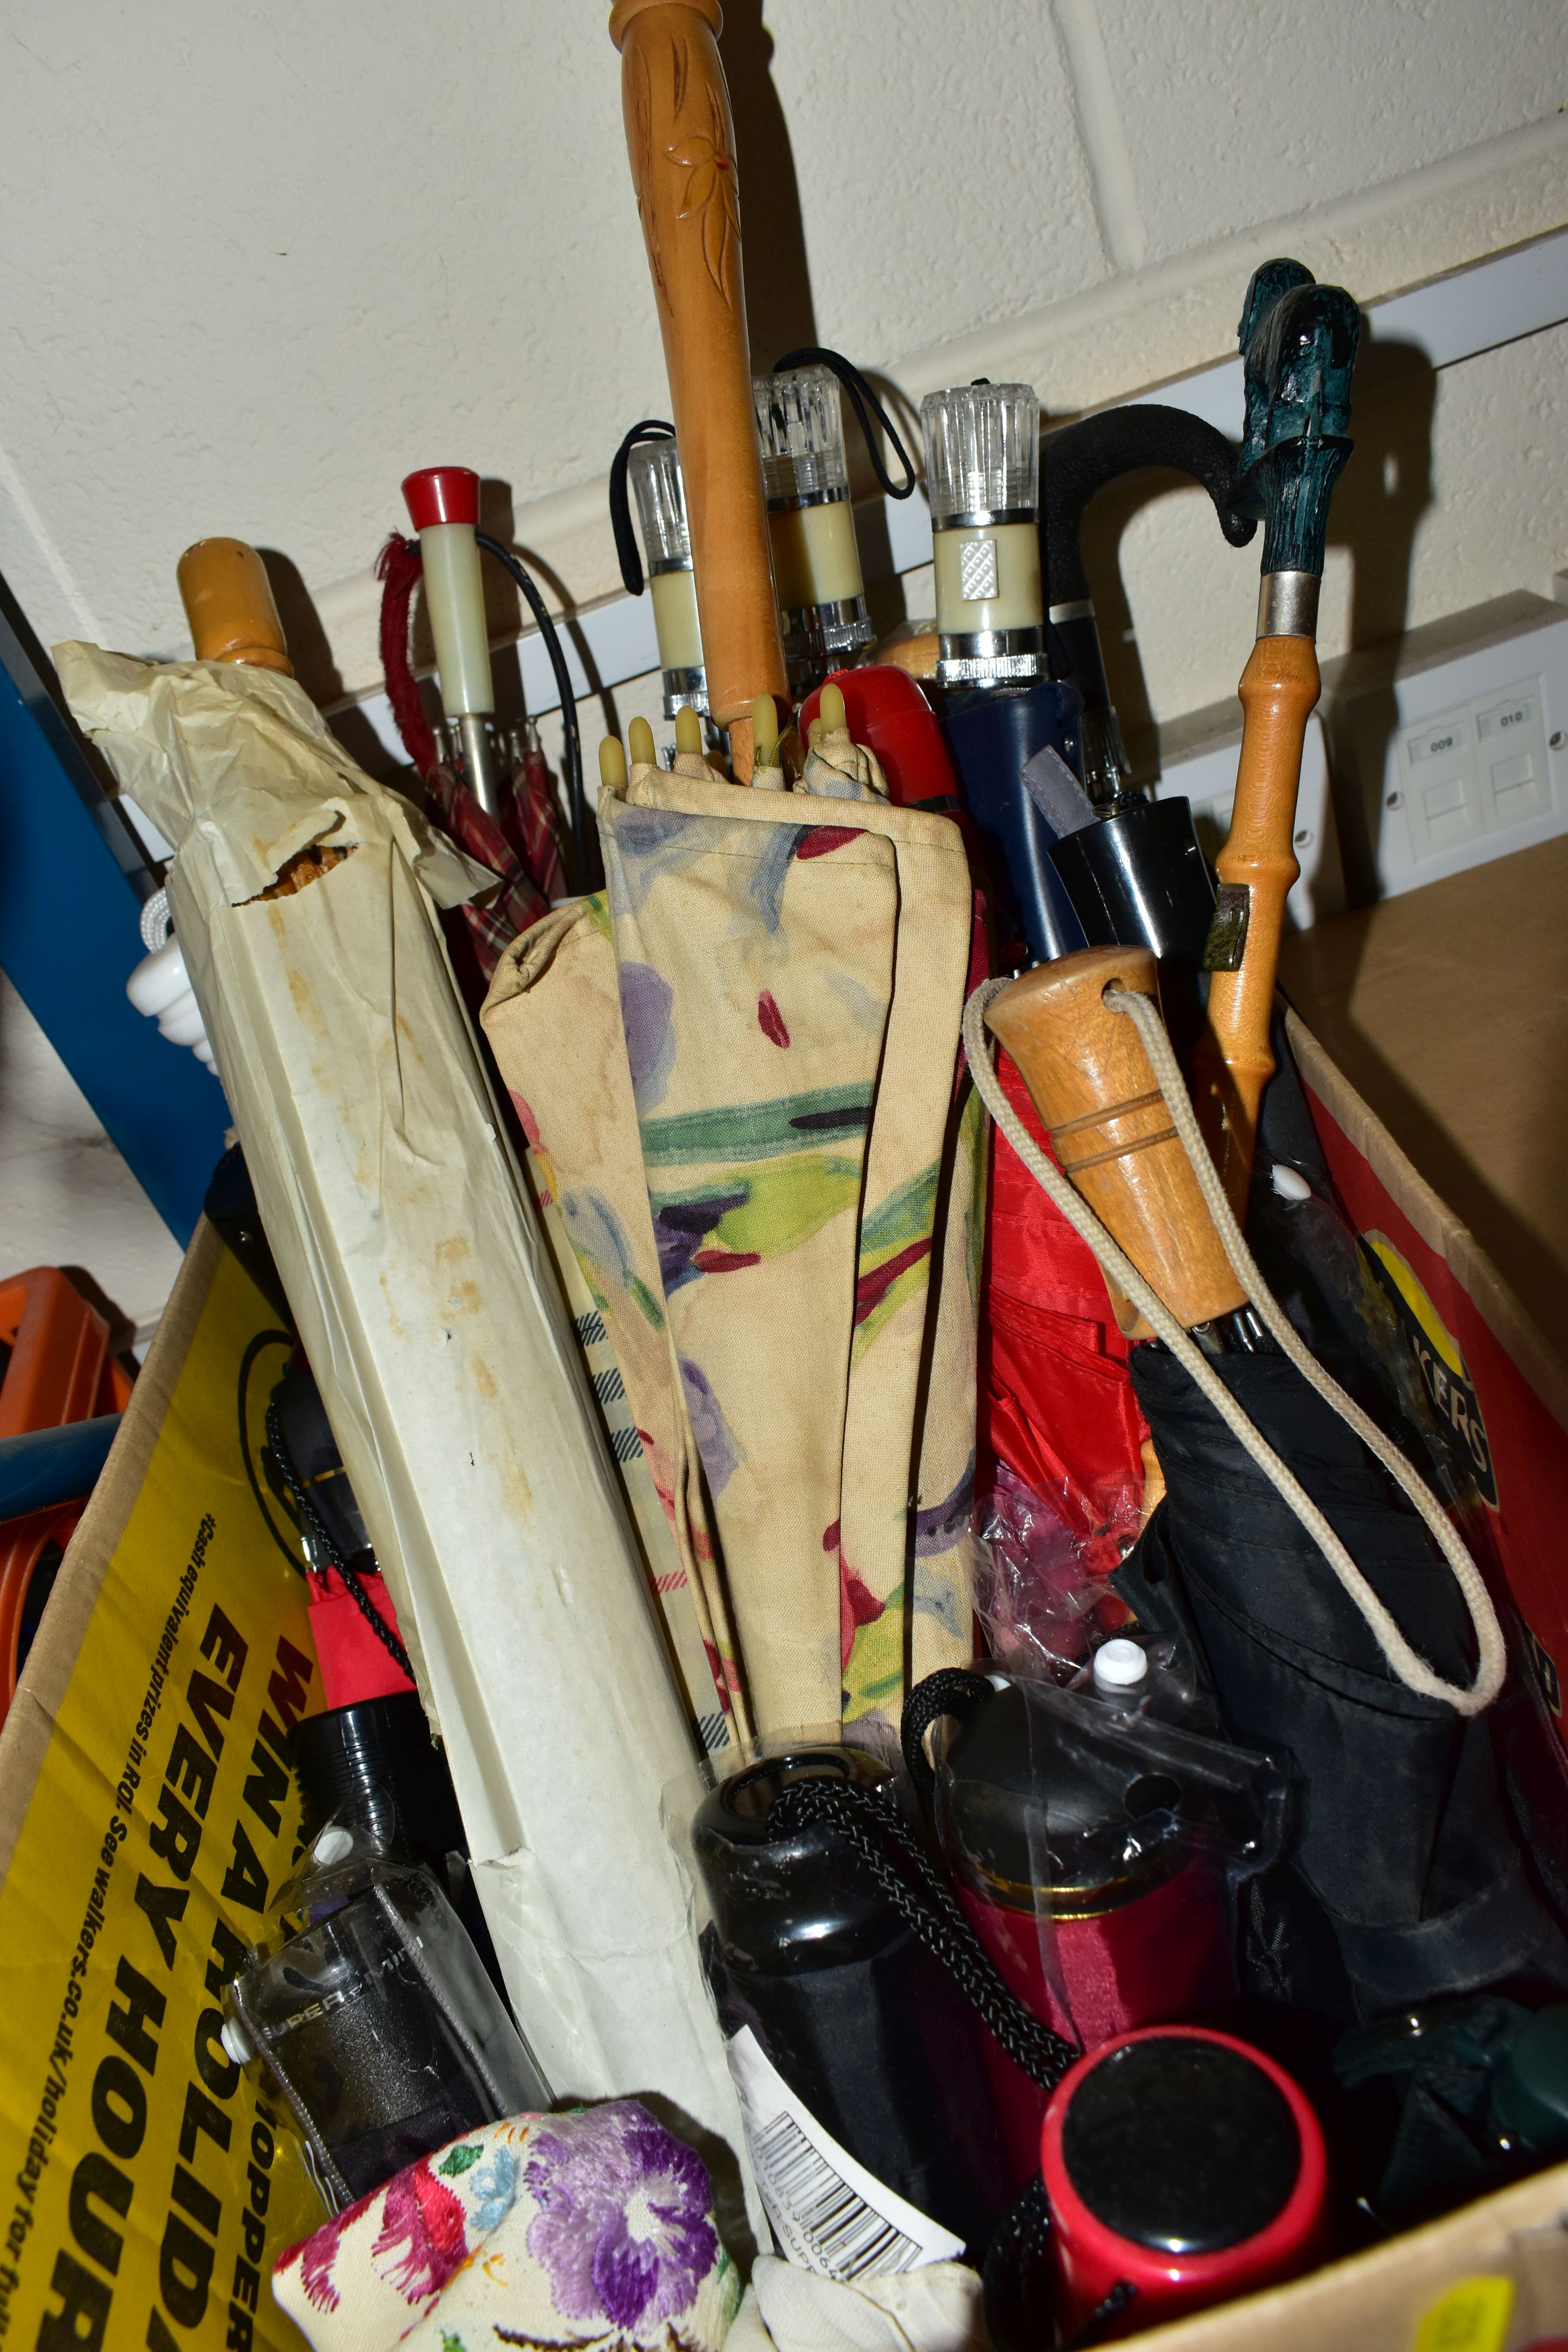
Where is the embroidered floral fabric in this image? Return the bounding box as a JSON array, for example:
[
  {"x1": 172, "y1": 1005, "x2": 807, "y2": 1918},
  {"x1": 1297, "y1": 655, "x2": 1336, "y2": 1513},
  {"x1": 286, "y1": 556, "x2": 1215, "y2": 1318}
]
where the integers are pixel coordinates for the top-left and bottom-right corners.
[
  {"x1": 273, "y1": 2102, "x2": 740, "y2": 2352},
  {"x1": 483, "y1": 724, "x2": 981, "y2": 1739}
]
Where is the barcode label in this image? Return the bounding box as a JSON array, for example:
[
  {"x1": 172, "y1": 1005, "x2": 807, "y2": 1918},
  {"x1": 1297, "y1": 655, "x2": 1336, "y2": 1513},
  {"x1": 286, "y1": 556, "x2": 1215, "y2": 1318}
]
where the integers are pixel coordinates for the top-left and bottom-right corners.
[{"x1": 725, "y1": 2026, "x2": 964, "y2": 2281}]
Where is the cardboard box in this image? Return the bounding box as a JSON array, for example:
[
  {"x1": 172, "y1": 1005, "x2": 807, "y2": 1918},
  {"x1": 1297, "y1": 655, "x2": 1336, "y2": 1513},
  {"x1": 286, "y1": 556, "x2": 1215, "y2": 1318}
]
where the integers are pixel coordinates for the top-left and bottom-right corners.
[
  {"x1": 0, "y1": 1225, "x2": 320, "y2": 2352},
  {"x1": 3, "y1": 1011, "x2": 1566, "y2": 2350}
]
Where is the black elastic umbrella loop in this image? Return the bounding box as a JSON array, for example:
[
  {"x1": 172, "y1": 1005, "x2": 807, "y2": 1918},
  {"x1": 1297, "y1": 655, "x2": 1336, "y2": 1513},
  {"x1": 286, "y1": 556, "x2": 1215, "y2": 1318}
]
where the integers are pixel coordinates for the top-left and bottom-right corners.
[
  {"x1": 608, "y1": 418, "x2": 676, "y2": 597},
  {"x1": 773, "y1": 346, "x2": 918, "y2": 499}
]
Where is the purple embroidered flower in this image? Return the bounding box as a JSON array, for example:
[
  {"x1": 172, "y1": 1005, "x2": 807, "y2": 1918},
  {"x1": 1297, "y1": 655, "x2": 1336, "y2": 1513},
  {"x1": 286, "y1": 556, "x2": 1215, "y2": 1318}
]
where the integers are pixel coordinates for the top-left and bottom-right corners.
[{"x1": 524, "y1": 2100, "x2": 717, "y2": 2332}]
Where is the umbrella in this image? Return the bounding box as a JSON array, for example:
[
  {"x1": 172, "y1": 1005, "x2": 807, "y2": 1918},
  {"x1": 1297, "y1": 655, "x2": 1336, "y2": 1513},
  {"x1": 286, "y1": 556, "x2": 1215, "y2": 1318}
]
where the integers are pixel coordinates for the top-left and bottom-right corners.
[
  {"x1": 970, "y1": 944, "x2": 1568, "y2": 2021},
  {"x1": 609, "y1": 0, "x2": 787, "y2": 778},
  {"x1": 376, "y1": 514, "x2": 568, "y2": 996},
  {"x1": 59, "y1": 537, "x2": 755, "y2": 2178},
  {"x1": 753, "y1": 348, "x2": 917, "y2": 702},
  {"x1": 1191, "y1": 260, "x2": 1361, "y2": 1212},
  {"x1": 610, "y1": 420, "x2": 712, "y2": 724},
  {"x1": 1040, "y1": 401, "x2": 1256, "y2": 809},
  {"x1": 920, "y1": 378, "x2": 1087, "y2": 964},
  {"x1": 483, "y1": 703, "x2": 981, "y2": 1737}
]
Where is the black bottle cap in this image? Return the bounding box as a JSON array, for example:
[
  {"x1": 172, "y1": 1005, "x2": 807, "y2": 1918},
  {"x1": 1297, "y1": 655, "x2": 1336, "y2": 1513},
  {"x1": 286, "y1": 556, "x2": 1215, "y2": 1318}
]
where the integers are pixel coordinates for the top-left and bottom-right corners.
[
  {"x1": 294, "y1": 1694, "x2": 466, "y2": 1870},
  {"x1": 942, "y1": 1681, "x2": 1180, "y2": 1912},
  {"x1": 1062, "y1": 2036, "x2": 1300, "y2": 2253},
  {"x1": 691, "y1": 1745, "x2": 901, "y2": 1975}
]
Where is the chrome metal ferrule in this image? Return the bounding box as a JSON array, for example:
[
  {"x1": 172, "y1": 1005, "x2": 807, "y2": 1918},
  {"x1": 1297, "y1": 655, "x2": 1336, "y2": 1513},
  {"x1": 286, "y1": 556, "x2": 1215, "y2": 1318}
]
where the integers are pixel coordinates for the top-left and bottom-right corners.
[
  {"x1": 660, "y1": 666, "x2": 708, "y2": 719},
  {"x1": 936, "y1": 624, "x2": 1049, "y2": 689},
  {"x1": 783, "y1": 594, "x2": 875, "y2": 657},
  {"x1": 457, "y1": 711, "x2": 504, "y2": 820},
  {"x1": 1257, "y1": 570, "x2": 1321, "y2": 640},
  {"x1": 932, "y1": 506, "x2": 1037, "y2": 533},
  {"x1": 766, "y1": 484, "x2": 850, "y2": 515}
]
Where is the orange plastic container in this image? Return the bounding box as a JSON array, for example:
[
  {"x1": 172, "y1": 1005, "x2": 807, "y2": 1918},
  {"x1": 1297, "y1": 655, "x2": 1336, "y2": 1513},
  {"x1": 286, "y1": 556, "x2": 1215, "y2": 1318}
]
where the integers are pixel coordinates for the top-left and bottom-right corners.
[{"x1": 0, "y1": 1269, "x2": 134, "y2": 1712}]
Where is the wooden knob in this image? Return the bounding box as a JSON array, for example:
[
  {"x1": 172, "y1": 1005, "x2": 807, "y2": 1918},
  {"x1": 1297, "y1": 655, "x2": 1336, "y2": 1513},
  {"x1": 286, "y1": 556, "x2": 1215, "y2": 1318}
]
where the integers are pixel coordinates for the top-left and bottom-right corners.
[
  {"x1": 610, "y1": 0, "x2": 787, "y2": 756},
  {"x1": 985, "y1": 946, "x2": 1247, "y2": 1330},
  {"x1": 176, "y1": 539, "x2": 292, "y2": 674}
]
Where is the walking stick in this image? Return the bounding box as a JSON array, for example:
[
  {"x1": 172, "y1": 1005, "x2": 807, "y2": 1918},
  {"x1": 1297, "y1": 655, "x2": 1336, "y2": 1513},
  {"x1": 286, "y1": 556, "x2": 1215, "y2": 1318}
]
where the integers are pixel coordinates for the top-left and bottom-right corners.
[
  {"x1": 1191, "y1": 263, "x2": 1359, "y2": 1212},
  {"x1": 609, "y1": 0, "x2": 788, "y2": 778}
]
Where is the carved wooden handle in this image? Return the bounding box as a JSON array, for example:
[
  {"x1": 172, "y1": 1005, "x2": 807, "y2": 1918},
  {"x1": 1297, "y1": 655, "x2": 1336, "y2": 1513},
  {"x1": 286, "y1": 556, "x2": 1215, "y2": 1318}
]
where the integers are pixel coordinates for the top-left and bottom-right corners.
[
  {"x1": 986, "y1": 946, "x2": 1247, "y2": 1330},
  {"x1": 176, "y1": 539, "x2": 293, "y2": 673},
  {"x1": 1191, "y1": 633, "x2": 1320, "y2": 1209},
  {"x1": 610, "y1": 0, "x2": 787, "y2": 773}
]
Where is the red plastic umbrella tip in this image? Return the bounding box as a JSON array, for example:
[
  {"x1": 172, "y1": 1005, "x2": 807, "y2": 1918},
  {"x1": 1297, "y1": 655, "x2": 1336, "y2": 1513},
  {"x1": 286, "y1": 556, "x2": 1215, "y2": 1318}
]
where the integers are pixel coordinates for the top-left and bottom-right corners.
[{"x1": 402, "y1": 467, "x2": 481, "y2": 530}]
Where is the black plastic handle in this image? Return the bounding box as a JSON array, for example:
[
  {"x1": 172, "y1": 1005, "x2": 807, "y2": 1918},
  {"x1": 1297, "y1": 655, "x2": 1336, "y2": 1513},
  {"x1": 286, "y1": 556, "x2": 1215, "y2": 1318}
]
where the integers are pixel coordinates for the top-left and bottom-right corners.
[{"x1": 1042, "y1": 403, "x2": 1255, "y2": 608}]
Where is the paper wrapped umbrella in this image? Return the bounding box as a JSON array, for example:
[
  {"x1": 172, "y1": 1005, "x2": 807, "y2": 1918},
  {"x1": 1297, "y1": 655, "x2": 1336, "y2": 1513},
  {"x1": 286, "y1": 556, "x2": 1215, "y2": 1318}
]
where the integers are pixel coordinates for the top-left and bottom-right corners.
[
  {"x1": 55, "y1": 540, "x2": 753, "y2": 2180},
  {"x1": 485, "y1": 698, "x2": 982, "y2": 1739}
]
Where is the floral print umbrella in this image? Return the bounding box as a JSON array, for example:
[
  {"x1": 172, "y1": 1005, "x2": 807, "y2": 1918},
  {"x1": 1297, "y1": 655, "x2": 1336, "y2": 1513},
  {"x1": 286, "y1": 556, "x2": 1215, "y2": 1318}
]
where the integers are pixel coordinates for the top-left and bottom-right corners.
[
  {"x1": 483, "y1": 718, "x2": 980, "y2": 1737},
  {"x1": 274, "y1": 2101, "x2": 740, "y2": 2352}
]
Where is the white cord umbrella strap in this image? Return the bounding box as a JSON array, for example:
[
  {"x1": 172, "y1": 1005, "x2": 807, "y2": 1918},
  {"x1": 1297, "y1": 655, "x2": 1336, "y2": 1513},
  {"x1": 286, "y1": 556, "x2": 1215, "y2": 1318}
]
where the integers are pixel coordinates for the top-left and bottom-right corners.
[{"x1": 962, "y1": 979, "x2": 1504, "y2": 1717}]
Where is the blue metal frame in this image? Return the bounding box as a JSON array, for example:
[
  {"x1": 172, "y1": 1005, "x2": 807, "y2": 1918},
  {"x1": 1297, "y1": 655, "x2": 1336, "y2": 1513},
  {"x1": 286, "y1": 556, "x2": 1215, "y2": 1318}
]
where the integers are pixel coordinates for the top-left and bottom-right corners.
[{"x1": 0, "y1": 570, "x2": 228, "y2": 1243}]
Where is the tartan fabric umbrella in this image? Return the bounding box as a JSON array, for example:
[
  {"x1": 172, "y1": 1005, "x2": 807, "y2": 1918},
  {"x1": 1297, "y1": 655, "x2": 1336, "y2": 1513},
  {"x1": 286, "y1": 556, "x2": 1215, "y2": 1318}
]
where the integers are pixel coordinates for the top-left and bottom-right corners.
[{"x1": 376, "y1": 531, "x2": 568, "y2": 981}]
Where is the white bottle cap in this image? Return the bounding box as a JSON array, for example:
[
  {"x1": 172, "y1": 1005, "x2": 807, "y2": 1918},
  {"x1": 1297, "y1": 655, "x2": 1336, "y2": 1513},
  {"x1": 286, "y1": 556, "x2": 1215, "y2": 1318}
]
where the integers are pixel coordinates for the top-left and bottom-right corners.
[
  {"x1": 1270, "y1": 1162, "x2": 1313, "y2": 1203},
  {"x1": 312, "y1": 1825, "x2": 355, "y2": 1867},
  {"x1": 220, "y1": 2016, "x2": 254, "y2": 2066},
  {"x1": 1093, "y1": 1638, "x2": 1149, "y2": 1692}
]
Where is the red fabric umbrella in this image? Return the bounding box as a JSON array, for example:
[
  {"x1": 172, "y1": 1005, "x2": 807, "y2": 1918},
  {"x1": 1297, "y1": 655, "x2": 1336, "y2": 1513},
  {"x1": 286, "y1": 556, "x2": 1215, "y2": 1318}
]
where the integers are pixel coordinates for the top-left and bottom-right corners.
[{"x1": 982, "y1": 1048, "x2": 1147, "y2": 1578}]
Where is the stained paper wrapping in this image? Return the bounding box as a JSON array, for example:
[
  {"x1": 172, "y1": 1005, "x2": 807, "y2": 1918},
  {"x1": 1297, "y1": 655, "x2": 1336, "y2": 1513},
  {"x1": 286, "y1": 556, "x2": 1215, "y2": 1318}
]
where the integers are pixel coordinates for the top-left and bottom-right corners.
[{"x1": 55, "y1": 645, "x2": 751, "y2": 2187}]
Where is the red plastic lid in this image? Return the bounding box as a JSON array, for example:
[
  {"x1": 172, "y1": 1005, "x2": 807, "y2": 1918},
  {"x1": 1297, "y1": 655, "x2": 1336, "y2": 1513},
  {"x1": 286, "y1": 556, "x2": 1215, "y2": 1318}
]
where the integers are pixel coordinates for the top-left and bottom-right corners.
[
  {"x1": 799, "y1": 666, "x2": 959, "y2": 808},
  {"x1": 402, "y1": 466, "x2": 480, "y2": 530},
  {"x1": 1040, "y1": 2026, "x2": 1326, "y2": 2300}
]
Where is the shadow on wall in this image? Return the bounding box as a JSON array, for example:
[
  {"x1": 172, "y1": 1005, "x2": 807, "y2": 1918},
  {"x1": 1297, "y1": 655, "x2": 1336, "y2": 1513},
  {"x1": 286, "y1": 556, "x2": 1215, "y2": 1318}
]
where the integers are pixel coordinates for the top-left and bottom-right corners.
[{"x1": 720, "y1": 0, "x2": 817, "y2": 365}]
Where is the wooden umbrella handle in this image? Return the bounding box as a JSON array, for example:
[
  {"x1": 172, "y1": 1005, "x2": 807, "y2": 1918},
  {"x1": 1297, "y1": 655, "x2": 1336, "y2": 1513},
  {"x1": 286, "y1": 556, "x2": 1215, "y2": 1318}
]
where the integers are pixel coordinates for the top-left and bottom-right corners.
[
  {"x1": 1190, "y1": 634, "x2": 1319, "y2": 1207},
  {"x1": 986, "y1": 947, "x2": 1247, "y2": 1331},
  {"x1": 177, "y1": 538, "x2": 293, "y2": 673},
  {"x1": 610, "y1": 0, "x2": 787, "y2": 776}
]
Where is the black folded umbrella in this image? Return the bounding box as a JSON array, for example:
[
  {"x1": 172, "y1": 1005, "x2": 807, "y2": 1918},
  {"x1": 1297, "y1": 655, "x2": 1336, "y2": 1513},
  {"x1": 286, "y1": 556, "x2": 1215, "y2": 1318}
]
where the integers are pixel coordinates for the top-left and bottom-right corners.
[
  {"x1": 967, "y1": 966, "x2": 1568, "y2": 2036},
  {"x1": 1116, "y1": 1347, "x2": 1568, "y2": 2023}
]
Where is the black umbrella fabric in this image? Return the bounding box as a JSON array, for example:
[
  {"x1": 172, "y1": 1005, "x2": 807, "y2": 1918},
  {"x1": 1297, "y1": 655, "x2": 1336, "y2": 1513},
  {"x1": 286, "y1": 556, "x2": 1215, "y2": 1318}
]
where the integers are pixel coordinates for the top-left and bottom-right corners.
[
  {"x1": 963, "y1": 972, "x2": 1567, "y2": 2030},
  {"x1": 1118, "y1": 1347, "x2": 1568, "y2": 2019}
]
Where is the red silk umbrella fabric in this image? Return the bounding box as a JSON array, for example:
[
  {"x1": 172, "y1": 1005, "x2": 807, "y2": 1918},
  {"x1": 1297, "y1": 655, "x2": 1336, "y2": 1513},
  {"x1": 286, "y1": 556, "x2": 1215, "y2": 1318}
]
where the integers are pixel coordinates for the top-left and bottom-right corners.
[{"x1": 983, "y1": 1050, "x2": 1147, "y2": 1577}]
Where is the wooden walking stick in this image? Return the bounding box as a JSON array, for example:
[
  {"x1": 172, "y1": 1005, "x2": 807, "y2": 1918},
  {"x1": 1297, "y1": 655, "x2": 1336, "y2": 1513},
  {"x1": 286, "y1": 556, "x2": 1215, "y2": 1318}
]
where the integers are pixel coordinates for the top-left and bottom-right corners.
[
  {"x1": 1192, "y1": 263, "x2": 1359, "y2": 1213},
  {"x1": 609, "y1": 0, "x2": 788, "y2": 779}
]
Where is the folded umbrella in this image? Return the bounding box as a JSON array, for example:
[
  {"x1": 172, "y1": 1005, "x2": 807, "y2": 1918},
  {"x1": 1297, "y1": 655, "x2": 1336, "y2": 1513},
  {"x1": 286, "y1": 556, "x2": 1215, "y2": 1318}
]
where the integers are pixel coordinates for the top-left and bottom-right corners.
[
  {"x1": 57, "y1": 541, "x2": 754, "y2": 2173},
  {"x1": 1192, "y1": 260, "x2": 1360, "y2": 1212},
  {"x1": 609, "y1": 0, "x2": 788, "y2": 775},
  {"x1": 486, "y1": 709, "x2": 980, "y2": 1735},
  {"x1": 970, "y1": 947, "x2": 1567, "y2": 2021}
]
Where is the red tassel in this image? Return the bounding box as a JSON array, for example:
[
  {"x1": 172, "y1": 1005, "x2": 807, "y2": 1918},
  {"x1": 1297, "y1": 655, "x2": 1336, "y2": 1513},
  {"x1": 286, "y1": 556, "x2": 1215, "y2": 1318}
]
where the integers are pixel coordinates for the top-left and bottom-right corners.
[{"x1": 375, "y1": 532, "x2": 439, "y2": 780}]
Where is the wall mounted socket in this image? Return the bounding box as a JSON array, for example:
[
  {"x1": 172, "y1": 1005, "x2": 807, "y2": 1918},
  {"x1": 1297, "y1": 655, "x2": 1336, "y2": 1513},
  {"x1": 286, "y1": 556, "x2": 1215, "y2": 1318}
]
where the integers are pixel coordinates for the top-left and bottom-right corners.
[{"x1": 1321, "y1": 590, "x2": 1568, "y2": 902}]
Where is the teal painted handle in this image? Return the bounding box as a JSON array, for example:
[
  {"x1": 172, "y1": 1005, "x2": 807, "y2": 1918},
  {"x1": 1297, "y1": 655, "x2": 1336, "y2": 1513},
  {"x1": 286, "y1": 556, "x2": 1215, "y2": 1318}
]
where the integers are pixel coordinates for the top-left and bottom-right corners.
[{"x1": 1236, "y1": 260, "x2": 1361, "y2": 578}]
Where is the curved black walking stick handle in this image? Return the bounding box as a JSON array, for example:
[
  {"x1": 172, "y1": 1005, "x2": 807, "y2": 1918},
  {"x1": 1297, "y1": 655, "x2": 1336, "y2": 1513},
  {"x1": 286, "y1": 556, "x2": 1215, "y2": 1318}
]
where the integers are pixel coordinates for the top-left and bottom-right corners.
[{"x1": 1042, "y1": 404, "x2": 1255, "y2": 611}]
